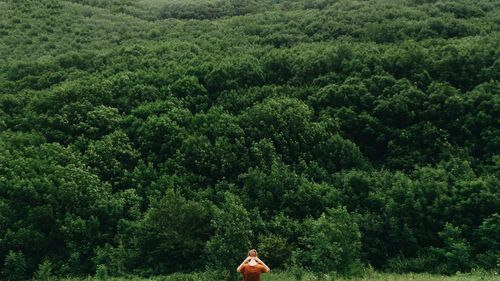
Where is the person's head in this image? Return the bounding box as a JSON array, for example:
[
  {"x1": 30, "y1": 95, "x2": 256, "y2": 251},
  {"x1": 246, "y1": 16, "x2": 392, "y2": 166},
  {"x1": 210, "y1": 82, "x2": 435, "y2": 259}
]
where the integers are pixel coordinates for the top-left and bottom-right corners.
[
  {"x1": 247, "y1": 249, "x2": 258, "y2": 267},
  {"x1": 248, "y1": 249, "x2": 258, "y2": 257}
]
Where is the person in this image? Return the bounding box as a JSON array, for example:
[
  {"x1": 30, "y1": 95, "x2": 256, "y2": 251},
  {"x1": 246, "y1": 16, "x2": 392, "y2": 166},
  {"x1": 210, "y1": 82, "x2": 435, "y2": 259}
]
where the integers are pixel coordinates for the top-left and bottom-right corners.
[{"x1": 236, "y1": 249, "x2": 270, "y2": 281}]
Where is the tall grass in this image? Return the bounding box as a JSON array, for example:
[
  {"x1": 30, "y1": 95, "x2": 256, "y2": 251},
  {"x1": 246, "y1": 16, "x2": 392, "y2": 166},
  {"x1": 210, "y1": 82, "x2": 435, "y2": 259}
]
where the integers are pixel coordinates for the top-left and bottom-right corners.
[{"x1": 57, "y1": 271, "x2": 500, "y2": 281}]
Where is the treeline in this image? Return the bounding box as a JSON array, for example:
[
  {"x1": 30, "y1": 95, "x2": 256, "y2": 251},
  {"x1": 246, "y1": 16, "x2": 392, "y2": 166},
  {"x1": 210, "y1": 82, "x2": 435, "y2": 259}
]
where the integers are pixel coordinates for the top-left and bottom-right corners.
[{"x1": 0, "y1": 0, "x2": 499, "y2": 280}]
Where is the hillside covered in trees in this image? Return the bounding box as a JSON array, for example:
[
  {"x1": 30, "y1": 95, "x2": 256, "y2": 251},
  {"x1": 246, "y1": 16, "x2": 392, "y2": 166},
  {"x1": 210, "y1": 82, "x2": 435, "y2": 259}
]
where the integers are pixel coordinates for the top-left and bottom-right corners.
[{"x1": 0, "y1": 0, "x2": 499, "y2": 280}]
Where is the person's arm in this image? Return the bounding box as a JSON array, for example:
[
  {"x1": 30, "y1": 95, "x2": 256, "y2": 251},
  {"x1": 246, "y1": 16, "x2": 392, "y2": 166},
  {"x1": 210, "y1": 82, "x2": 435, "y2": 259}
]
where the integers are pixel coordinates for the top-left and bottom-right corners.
[
  {"x1": 237, "y1": 257, "x2": 251, "y2": 272},
  {"x1": 255, "y1": 257, "x2": 270, "y2": 272}
]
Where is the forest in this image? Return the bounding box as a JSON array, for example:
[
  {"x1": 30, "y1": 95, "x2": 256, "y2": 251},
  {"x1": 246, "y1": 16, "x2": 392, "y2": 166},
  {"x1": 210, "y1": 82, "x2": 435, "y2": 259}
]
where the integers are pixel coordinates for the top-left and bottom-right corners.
[{"x1": 0, "y1": 0, "x2": 499, "y2": 280}]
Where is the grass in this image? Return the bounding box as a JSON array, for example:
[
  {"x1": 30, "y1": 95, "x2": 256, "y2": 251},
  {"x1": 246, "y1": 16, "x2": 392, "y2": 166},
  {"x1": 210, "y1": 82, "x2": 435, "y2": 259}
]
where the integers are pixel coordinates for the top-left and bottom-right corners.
[{"x1": 57, "y1": 271, "x2": 500, "y2": 281}]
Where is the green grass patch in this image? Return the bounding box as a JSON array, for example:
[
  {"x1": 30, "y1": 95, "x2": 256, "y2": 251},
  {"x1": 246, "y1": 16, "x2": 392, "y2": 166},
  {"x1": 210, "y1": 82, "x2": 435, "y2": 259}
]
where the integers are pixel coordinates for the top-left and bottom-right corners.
[{"x1": 56, "y1": 271, "x2": 500, "y2": 281}]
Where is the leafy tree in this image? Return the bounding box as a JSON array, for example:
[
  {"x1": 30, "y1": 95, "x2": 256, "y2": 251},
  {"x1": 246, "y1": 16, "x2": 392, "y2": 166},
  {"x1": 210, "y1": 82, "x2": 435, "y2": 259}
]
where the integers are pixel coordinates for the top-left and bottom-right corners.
[
  {"x1": 170, "y1": 76, "x2": 209, "y2": 112},
  {"x1": 432, "y1": 223, "x2": 472, "y2": 274},
  {"x1": 299, "y1": 207, "x2": 361, "y2": 274},
  {"x1": 239, "y1": 97, "x2": 315, "y2": 164},
  {"x1": 1, "y1": 251, "x2": 27, "y2": 281},
  {"x1": 204, "y1": 56, "x2": 264, "y2": 93},
  {"x1": 0, "y1": 137, "x2": 123, "y2": 276},
  {"x1": 83, "y1": 130, "x2": 139, "y2": 188},
  {"x1": 206, "y1": 192, "x2": 251, "y2": 280},
  {"x1": 257, "y1": 234, "x2": 292, "y2": 269},
  {"x1": 33, "y1": 260, "x2": 53, "y2": 281},
  {"x1": 474, "y1": 213, "x2": 500, "y2": 269},
  {"x1": 129, "y1": 189, "x2": 211, "y2": 275}
]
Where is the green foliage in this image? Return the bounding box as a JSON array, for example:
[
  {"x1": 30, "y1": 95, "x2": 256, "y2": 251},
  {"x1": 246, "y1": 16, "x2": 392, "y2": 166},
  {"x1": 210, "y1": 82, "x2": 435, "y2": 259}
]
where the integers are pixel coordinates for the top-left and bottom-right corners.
[
  {"x1": 258, "y1": 234, "x2": 293, "y2": 268},
  {"x1": 129, "y1": 189, "x2": 212, "y2": 275},
  {"x1": 2, "y1": 251, "x2": 27, "y2": 281},
  {"x1": 95, "y1": 264, "x2": 108, "y2": 280},
  {"x1": 0, "y1": 132, "x2": 126, "y2": 277},
  {"x1": 206, "y1": 192, "x2": 251, "y2": 280},
  {"x1": 19, "y1": 272, "x2": 500, "y2": 280},
  {"x1": 33, "y1": 260, "x2": 53, "y2": 281},
  {"x1": 158, "y1": 0, "x2": 262, "y2": 20},
  {"x1": 434, "y1": 224, "x2": 472, "y2": 274},
  {"x1": 299, "y1": 207, "x2": 362, "y2": 274},
  {"x1": 474, "y1": 214, "x2": 500, "y2": 270},
  {"x1": 83, "y1": 130, "x2": 139, "y2": 188},
  {"x1": 0, "y1": 0, "x2": 498, "y2": 279}
]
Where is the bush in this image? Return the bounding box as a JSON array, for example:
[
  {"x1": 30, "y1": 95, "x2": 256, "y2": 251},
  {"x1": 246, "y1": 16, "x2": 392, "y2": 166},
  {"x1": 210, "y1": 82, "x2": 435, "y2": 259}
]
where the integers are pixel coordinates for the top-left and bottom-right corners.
[
  {"x1": 433, "y1": 223, "x2": 472, "y2": 274},
  {"x1": 33, "y1": 260, "x2": 53, "y2": 281},
  {"x1": 258, "y1": 234, "x2": 293, "y2": 269},
  {"x1": 1, "y1": 251, "x2": 27, "y2": 281},
  {"x1": 130, "y1": 189, "x2": 212, "y2": 275},
  {"x1": 95, "y1": 264, "x2": 108, "y2": 280},
  {"x1": 299, "y1": 207, "x2": 362, "y2": 275},
  {"x1": 206, "y1": 192, "x2": 251, "y2": 281},
  {"x1": 474, "y1": 214, "x2": 500, "y2": 270},
  {"x1": 385, "y1": 250, "x2": 438, "y2": 273}
]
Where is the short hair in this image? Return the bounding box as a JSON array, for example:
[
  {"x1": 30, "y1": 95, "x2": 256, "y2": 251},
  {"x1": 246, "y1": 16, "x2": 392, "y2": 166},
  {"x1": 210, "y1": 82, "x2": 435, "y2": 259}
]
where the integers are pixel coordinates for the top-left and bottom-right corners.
[{"x1": 248, "y1": 249, "x2": 258, "y2": 257}]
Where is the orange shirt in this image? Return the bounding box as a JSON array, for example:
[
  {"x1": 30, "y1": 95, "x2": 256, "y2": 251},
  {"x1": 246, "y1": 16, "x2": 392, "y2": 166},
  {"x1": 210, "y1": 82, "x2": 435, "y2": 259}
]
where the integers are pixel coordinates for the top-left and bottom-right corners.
[{"x1": 240, "y1": 264, "x2": 267, "y2": 281}]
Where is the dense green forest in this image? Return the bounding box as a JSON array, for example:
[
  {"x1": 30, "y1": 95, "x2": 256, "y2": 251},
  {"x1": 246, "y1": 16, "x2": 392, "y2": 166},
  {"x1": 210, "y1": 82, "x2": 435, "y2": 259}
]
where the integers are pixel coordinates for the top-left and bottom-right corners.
[{"x1": 0, "y1": 0, "x2": 499, "y2": 280}]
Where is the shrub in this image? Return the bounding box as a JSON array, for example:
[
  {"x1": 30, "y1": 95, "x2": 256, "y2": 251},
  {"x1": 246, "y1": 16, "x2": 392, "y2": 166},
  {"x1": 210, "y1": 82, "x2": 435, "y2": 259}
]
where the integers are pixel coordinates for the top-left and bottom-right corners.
[
  {"x1": 474, "y1": 214, "x2": 500, "y2": 270},
  {"x1": 206, "y1": 192, "x2": 251, "y2": 281},
  {"x1": 299, "y1": 207, "x2": 362, "y2": 275},
  {"x1": 1, "y1": 251, "x2": 28, "y2": 281},
  {"x1": 33, "y1": 260, "x2": 53, "y2": 281},
  {"x1": 95, "y1": 264, "x2": 108, "y2": 280},
  {"x1": 434, "y1": 223, "x2": 472, "y2": 274},
  {"x1": 258, "y1": 234, "x2": 293, "y2": 269}
]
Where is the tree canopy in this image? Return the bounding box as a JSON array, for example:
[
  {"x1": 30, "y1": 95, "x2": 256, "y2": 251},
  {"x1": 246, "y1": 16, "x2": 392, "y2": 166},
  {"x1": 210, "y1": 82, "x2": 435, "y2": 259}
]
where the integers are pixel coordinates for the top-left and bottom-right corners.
[{"x1": 0, "y1": 0, "x2": 499, "y2": 279}]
